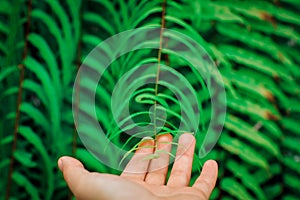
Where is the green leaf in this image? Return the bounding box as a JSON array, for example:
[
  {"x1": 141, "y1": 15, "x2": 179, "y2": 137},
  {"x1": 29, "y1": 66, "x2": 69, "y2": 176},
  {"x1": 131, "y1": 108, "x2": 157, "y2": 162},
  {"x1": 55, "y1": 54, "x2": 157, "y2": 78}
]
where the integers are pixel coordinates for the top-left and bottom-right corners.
[
  {"x1": 281, "y1": 117, "x2": 300, "y2": 136},
  {"x1": 0, "y1": 66, "x2": 17, "y2": 82},
  {"x1": 264, "y1": 184, "x2": 283, "y2": 199},
  {"x1": 0, "y1": 135, "x2": 13, "y2": 146},
  {"x1": 227, "y1": 96, "x2": 280, "y2": 121},
  {"x1": 203, "y1": 2, "x2": 244, "y2": 23},
  {"x1": 84, "y1": 12, "x2": 115, "y2": 36},
  {"x1": 219, "y1": 44, "x2": 292, "y2": 82},
  {"x1": 283, "y1": 157, "x2": 300, "y2": 175},
  {"x1": 12, "y1": 172, "x2": 40, "y2": 200},
  {"x1": 18, "y1": 126, "x2": 54, "y2": 200},
  {"x1": 22, "y1": 79, "x2": 47, "y2": 106},
  {"x1": 283, "y1": 173, "x2": 300, "y2": 192},
  {"x1": 20, "y1": 103, "x2": 50, "y2": 133},
  {"x1": 220, "y1": 177, "x2": 254, "y2": 200},
  {"x1": 225, "y1": 115, "x2": 280, "y2": 157},
  {"x1": 0, "y1": 1, "x2": 11, "y2": 14},
  {"x1": 226, "y1": 160, "x2": 266, "y2": 200},
  {"x1": 220, "y1": 134, "x2": 269, "y2": 169},
  {"x1": 131, "y1": 2, "x2": 161, "y2": 28},
  {"x1": 23, "y1": 57, "x2": 60, "y2": 142},
  {"x1": 28, "y1": 33, "x2": 61, "y2": 101},
  {"x1": 282, "y1": 136, "x2": 300, "y2": 155},
  {"x1": 14, "y1": 150, "x2": 36, "y2": 168},
  {"x1": 283, "y1": 195, "x2": 300, "y2": 200}
]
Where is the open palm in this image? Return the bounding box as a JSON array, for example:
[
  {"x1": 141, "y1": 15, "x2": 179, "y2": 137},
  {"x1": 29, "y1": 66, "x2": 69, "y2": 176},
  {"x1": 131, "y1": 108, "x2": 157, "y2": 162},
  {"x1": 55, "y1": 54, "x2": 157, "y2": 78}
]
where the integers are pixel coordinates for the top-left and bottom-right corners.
[{"x1": 58, "y1": 134, "x2": 218, "y2": 200}]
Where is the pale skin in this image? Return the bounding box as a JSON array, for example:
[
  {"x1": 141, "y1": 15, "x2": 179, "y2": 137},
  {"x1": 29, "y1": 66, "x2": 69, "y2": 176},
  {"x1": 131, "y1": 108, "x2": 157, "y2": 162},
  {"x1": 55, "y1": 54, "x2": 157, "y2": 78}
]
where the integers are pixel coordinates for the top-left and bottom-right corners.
[{"x1": 58, "y1": 133, "x2": 218, "y2": 200}]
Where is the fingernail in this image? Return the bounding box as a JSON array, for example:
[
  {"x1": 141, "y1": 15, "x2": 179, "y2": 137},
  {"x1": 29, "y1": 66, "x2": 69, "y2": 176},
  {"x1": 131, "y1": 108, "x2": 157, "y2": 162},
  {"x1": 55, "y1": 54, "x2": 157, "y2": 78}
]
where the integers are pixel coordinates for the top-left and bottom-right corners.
[
  {"x1": 58, "y1": 158, "x2": 63, "y2": 171},
  {"x1": 142, "y1": 136, "x2": 153, "y2": 140},
  {"x1": 139, "y1": 136, "x2": 154, "y2": 147},
  {"x1": 205, "y1": 160, "x2": 218, "y2": 167},
  {"x1": 141, "y1": 136, "x2": 153, "y2": 142},
  {"x1": 180, "y1": 133, "x2": 195, "y2": 143}
]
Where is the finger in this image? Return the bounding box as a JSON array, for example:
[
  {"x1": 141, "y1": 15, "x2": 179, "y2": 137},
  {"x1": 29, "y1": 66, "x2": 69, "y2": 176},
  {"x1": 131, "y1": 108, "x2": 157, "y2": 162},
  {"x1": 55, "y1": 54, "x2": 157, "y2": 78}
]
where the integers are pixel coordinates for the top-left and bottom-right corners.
[
  {"x1": 121, "y1": 137, "x2": 155, "y2": 181},
  {"x1": 167, "y1": 133, "x2": 195, "y2": 187},
  {"x1": 193, "y1": 160, "x2": 218, "y2": 198},
  {"x1": 58, "y1": 156, "x2": 92, "y2": 197},
  {"x1": 145, "y1": 134, "x2": 173, "y2": 185},
  {"x1": 59, "y1": 156, "x2": 155, "y2": 200}
]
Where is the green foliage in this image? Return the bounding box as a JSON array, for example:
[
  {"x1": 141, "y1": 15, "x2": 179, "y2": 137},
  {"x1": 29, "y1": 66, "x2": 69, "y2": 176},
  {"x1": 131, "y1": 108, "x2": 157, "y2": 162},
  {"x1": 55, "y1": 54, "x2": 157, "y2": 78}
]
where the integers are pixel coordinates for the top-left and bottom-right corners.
[{"x1": 0, "y1": 0, "x2": 299, "y2": 199}]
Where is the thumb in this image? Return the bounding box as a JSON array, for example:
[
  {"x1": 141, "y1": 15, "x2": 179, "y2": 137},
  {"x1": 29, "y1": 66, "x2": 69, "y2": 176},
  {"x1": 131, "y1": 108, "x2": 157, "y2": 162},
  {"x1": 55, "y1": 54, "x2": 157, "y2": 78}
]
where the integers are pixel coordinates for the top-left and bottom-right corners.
[
  {"x1": 58, "y1": 156, "x2": 90, "y2": 196},
  {"x1": 58, "y1": 156, "x2": 155, "y2": 200},
  {"x1": 58, "y1": 156, "x2": 85, "y2": 172},
  {"x1": 192, "y1": 160, "x2": 218, "y2": 199}
]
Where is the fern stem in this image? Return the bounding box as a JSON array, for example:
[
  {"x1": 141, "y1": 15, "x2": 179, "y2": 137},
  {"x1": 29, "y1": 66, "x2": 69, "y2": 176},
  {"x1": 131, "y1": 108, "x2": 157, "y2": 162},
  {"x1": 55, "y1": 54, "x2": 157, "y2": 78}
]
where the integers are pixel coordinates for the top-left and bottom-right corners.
[
  {"x1": 5, "y1": 0, "x2": 32, "y2": 199},
  {"x1": 69, "y1": 3, "x2": 84, "y2": 200},
  {"x1": 154, "y1": 0, "x2": 167, "y2": 136}
]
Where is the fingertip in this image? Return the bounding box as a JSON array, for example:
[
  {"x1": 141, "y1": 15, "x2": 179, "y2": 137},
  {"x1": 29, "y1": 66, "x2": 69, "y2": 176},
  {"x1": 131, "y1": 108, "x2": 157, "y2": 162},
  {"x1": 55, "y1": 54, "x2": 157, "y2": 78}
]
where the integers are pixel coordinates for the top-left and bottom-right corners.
[
  {"x1": 202, "y1": 160, "x2": 218, "y2": 179},
  {"x1": 141, "y1": 136, "x2": 154, "y2": 143},
  {"x1": 204, "y1": 160, "x2": 218, "y2": 169},
  {"x1": 179, "y1": 133, "x2": 195, "y2": 145},
  {"x1": 192, "y1": 160, "x2": 219, "y2": 197},
  {"x1": 136, "y1": 137, "x2": 155, "y2": 156},
  {"x1": 156, "y1": 133, "x2": 173, "y2": 141},
  {"x1": 57, "y1": 156, "x2": 70, "y2": 170},
  {"x1": 58, "y1": 156, "x2": 89, "y2": 195},
  {"x1": 58, "y1": 156, "x2": 84, "y2": 172},
  {"x1": 58, "y1": 157, "x2": 63, "y2": 171},
  {"x1": 181, "y1": 132, "x2": 195, "y2": 139}
]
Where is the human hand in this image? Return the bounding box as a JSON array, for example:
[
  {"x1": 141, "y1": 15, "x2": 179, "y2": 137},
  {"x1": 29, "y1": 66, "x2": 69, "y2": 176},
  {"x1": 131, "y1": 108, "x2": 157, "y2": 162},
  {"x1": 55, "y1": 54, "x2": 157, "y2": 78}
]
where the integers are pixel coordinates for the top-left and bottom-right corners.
[{"x1": 58, "y1": 133, "x2": 218, "y2": 200}]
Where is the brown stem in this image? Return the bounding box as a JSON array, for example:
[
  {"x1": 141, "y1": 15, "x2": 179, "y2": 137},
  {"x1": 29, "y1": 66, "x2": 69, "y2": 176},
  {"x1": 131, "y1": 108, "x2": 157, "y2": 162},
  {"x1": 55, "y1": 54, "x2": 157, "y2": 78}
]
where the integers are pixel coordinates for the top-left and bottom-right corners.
[
  {"x1": 5, "y1": 0, "x2": 32, "y2": 199},
  {"x1": 153, "y1": 0, "x2": 167, "y2": 137},
  {"x1": 154, "y1": 0, "x2": 167, "y2": 96},
  {"x1": 69, "y1": 3, "x2": 84, "y2": 200}
]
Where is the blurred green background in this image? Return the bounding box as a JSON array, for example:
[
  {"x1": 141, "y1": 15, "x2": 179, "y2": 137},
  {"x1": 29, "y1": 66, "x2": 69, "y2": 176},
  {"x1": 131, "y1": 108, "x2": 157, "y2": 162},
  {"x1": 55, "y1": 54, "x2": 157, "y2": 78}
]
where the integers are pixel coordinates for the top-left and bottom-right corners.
[{"x1": 1, "y1": 0, "x2": 300, "y2": 199}]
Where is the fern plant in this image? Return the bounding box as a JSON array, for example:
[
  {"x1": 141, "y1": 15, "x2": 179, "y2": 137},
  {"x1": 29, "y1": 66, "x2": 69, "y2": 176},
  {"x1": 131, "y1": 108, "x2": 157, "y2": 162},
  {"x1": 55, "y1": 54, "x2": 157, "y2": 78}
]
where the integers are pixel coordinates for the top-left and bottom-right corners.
[{"x1": 0, "y1": 0, "x2": 299, "y2": 200}]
